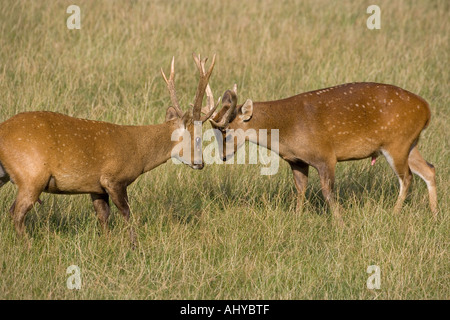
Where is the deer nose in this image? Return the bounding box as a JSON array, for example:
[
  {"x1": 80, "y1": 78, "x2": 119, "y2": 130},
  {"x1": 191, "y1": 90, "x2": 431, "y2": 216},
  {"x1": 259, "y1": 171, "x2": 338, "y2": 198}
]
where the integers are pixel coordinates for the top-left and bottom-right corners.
[{"x1": 192, "y1": 163, "x2": 204, "y2": 170}]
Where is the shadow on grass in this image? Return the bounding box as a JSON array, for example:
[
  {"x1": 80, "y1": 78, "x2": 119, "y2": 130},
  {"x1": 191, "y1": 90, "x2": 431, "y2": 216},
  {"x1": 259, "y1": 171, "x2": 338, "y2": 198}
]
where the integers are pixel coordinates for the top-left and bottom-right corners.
[
  {"x1": 200, "y1": 162, "x2": 404, "y2": 216},
  {"x1": 22, "y1": 195, "x2": 98, "y2": 239},
  {"x1": 17, "y1": 162, "x2": 416, "y2": 239}
]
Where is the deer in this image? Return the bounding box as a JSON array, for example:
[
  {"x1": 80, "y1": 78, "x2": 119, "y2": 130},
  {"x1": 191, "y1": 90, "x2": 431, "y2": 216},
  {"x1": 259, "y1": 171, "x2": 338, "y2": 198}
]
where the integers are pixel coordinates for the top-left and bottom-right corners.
[
  {"x1": 204, "y1": 82, "x2": 437, "y2": 224},
  {"x1": 0, "y1": 53, "x2": 219, "y2": 240}
]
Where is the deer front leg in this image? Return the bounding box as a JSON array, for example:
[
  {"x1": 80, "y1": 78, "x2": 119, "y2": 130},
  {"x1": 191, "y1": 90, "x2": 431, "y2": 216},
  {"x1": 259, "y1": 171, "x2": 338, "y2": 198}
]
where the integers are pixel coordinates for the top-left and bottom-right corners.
[
  {"x1": 102, "y1": 181, "x2": 136, "y2": 247},
  {"x1": 91, "y1": 193, "x2": 110, "y2": 232},
  {"x1": 316, "y1": 161, "x2": 343, "y2": 226},
  {"x1": 289, "y1": 161, "x2": 309, "y2": 212},
  {"x1": 9, "y1": 201, "x2": 16, "y2": 218},
  {"x1": 11, "y1": 183, "x2": 44, "y2": 249},
  {"x1": 12, "y1": 190, "x2": 37, "y2": 236}
]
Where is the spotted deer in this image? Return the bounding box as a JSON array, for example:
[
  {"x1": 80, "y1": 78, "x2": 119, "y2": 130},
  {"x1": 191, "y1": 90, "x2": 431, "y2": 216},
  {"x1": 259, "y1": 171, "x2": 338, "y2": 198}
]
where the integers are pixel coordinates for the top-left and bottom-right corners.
[
  {"x1": 206, "y1": 82, "x2": 437, "y2": 223},
  {"x1": 0, "y1": 54, "x2": 218, "y2": 239}
]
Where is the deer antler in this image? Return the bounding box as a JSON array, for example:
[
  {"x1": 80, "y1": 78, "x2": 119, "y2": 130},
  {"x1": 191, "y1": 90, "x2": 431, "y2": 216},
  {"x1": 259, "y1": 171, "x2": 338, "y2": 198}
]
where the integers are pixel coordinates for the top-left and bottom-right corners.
[
  {"x1": 161, "y1": 57, "x2": 184, "y2": 118},
  {"x1": 192, "y1": 53, "x2": 216, "y2": 121},
  {"x1": 200, "y1": 84, "x2": 221, "y2": 123}
]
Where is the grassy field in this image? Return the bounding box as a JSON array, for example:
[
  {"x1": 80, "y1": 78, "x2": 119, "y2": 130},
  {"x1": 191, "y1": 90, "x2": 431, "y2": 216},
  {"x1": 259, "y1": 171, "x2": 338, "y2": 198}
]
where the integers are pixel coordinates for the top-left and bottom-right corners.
[{"x1": 0, "y1": 0, "x2": 448, "y2": 299}]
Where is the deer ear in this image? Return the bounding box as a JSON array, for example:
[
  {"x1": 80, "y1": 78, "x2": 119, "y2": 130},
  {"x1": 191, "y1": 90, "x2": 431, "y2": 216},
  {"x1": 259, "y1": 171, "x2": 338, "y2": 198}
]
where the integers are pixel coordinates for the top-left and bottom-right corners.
[
  {"x1": 222, "y1": 90, "x2": 236, "y2": 107},
  {"x1": 165, "y1": 106, "x2": 180, "y2": 122},
  {"x1": 239, "y1": 99, "x2": 253, "y2": 122}
]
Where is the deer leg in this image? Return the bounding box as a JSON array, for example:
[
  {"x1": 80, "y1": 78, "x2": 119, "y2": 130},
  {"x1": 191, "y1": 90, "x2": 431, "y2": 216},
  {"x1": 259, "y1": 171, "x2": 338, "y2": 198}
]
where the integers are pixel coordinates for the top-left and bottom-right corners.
[
  {"x1": 12, "y1": 186, "x2": 42, "y2": 237},
  {"x1": 103, "y1": 183, "x2": 136, "y2": 246},
  {"x1": 9, "y1": 201, "x2": 16, "y2": 218},
  {"x1": 316, "y1": 161, "x2": 343, "y2": 225},
  {"x1": 0, "y1": 165, "x2": 13, "y2": 216},
  {"x1": 382, "y1": 149, "x2": 412, "y2": 213},
  {"x1": 0, "y1": 162, "x2": 10, "y2": 188},
  {"x1": 408, "y1": 146, "x2": 438, "y2": 215},
  {"x1": 91, "y1": 193, "x2": 110, "y2": 232},
  {"x1": 289, "y1": 161, "x2": 309, "y2": 212},
  {"x1": 394, "y1": 170, "x2": 412, "y2": 213}
]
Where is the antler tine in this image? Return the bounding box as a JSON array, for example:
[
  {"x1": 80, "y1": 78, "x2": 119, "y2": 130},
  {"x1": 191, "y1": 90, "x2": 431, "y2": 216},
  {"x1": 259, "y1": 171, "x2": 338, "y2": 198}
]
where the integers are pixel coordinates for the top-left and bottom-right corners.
[
  {"x1": 204, "y1": 83, "x2": 216, "y2": 113},
  {"x1": 201, "y1": 96, "x2": 221, "y2": 123},
  {"x1": 200, "y1": 55, "x2": 217, "y2": 112},
  {"x1": 160, "y1": 56, "x2": 175, "y2": 86},
  {"x1": 160, "y1": 56, "x2": 184, "y2": 117},
  {"x1": 197, "y1": 55, "x2": 219, "y2": 122},
  {"x1": 192, "y1": 53, "x2": 216, "y2": 121},
  {"x1": 209, "y1": 108, "x2": 234, "y2": 128}
]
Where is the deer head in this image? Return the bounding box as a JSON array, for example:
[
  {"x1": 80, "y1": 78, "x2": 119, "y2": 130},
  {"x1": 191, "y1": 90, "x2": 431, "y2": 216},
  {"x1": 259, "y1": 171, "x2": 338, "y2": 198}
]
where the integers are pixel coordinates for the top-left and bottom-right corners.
[
  {"x1": 161, "y1": 53, "x2": 218, "y2": 169},
  {"x1": 205, "y1": 84, "x2": 254, "y2": 161}
]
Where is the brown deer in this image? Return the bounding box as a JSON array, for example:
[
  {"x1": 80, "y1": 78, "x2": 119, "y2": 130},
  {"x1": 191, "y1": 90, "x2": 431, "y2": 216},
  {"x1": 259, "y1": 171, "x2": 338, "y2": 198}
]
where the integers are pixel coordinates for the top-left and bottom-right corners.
[
  {"x1": 206, "y1": 82, "x2": 437, "y2": 223},
  {"x1": 0, "y1": 54, "x2": 218, "y2": 238}
]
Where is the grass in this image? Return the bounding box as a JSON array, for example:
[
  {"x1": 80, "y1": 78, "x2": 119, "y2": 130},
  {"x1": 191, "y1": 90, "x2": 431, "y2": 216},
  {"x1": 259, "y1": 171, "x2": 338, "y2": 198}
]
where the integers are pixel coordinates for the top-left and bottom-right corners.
[{"x1": 0, "y1": 0, "x2": 448, "y2": 299}]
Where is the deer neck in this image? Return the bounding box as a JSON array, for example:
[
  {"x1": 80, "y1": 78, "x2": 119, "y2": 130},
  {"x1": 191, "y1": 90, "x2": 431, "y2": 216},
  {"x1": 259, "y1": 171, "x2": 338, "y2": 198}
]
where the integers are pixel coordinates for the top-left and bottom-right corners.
[
  {"x1": 232, "y1": 102, "x2": 286, "y2": 153},
  {"x1": 132, "y1": 121, "x2": 178, "y2": 173}
]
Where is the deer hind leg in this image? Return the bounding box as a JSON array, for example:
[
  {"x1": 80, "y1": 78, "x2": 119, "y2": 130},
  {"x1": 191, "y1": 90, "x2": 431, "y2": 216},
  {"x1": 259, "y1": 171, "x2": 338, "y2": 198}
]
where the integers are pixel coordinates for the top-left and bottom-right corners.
[
  {"x1": 289, "y1": 161, "x2": 309, "y2": 212},
  {"x1": 408, "y1": 145, "x2": 437, "y2": 215},
  {"x1": 316, "y1": 160, "x2": 343, "y2": 226},
  {"x1": 381, "y1": 148, "x2": 412, "y2": 213},
  {"x1": 91, "y1": 193, "x2": 111, "y2": 232}
]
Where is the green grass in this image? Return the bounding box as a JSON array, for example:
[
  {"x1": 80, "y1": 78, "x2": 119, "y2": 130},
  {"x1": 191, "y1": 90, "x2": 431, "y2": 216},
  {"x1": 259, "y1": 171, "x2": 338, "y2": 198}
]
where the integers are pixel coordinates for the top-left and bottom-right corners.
[{"x1": 0, "y1": 0, "x2": 448, "y2": 299}]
